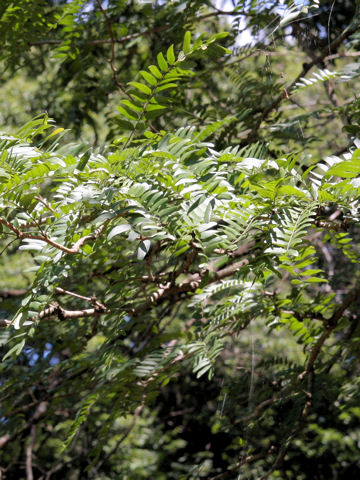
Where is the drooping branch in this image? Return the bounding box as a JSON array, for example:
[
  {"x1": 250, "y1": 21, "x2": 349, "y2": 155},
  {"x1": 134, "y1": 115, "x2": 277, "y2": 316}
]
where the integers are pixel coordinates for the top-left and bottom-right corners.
[{"x1": 0, "y1": 400, "x2": 49, "y2": 449}]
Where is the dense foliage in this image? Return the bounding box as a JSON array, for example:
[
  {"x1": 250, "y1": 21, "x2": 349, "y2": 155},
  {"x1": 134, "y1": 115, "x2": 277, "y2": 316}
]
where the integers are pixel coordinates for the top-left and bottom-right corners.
[{"x1": 1, "y1": 1, "x2": 360, "y2": 478}]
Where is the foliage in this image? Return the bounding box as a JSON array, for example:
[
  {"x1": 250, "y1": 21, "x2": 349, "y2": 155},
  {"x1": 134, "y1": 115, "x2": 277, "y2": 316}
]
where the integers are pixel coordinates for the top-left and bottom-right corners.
[{"x1": 1, "y1": 1, "x2": 360, "y2": 479}]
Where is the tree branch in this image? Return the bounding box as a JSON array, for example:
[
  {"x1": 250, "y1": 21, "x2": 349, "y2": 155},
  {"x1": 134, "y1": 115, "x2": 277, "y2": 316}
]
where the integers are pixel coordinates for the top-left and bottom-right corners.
[
  {"x1": 0, "y1": 242, "x2": 254, "y2": 327},
  {"x1": 0, "y1": 217, "x2": 108, "y2": 254},
  {"x1": 25, "y1": 425, "x2": 36, "y2": 480},
  {"x1": 38, "y1": 303, "x2": 108, "y2": 321},
  {"x1": 131, "y1": 256, "x2": 252, "y2": 316},
  {"x1": 1, "y1": 301, "x2": 109, "y2": 327}
]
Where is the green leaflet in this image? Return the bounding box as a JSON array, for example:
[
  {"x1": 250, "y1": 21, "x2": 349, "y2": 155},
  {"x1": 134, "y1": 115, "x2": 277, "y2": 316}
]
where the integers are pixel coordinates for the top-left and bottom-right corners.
[
  {"x1": 183, "y1": 31, "x2": 191, "y2": 55},
  {"x1": 128, "y1": 81, "x2": 152, "y2": 95}
]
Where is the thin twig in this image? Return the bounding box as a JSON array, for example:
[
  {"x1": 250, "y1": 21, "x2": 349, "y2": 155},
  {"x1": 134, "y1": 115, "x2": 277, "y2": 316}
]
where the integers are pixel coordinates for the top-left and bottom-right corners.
[
  {"x1": 35, "y1": 196, "x2": 57, "y2": 215},
  {"x1": 25, "y1": 425, "x2": 36, "y2": 480},
  {"x1": 95, "y1": 0, "x2": 131, "y2": 97}
]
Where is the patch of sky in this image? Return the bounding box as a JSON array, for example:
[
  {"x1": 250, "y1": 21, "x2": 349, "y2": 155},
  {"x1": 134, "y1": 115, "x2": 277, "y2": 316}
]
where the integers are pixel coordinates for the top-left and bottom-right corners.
[{"x1": 27, "y1": 343, "x2": 60, "y2": 367}]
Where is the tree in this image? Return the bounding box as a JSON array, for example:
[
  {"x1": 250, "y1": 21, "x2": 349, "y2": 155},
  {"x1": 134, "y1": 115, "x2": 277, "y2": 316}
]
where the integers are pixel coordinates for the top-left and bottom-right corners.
[{"x1": 1, "y1": 1, "x2": 360, "y2": 478}]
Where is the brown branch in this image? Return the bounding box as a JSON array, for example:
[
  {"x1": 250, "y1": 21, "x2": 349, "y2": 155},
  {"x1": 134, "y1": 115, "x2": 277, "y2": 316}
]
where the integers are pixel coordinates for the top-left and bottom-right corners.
[
  {"x1": 297, "y1": 330, "x2": 331, "y2": 383},
  {"x1": 0, "y1": 217, "x2": 108, "y2": 254},
  {"x1": 54, "y1": 287, "x2": 106, "y2": 311},
  {"x1": 325, "y1": 315, "x2": 360, "y2": 375},
  {"x1": 34, "y1": 196, "x2": 57, "y2": 215},
  {"x1": 18, "y1": 216, "x2": 53, "y2": 230},
  {"x1": 328, "y1": 284, "x2": 360, "y2": 326},
  {"x1": 0, "y1": 434, "x2": 10, "y2": 448},
  {"x1": 145, "y1": 241, "x2": 162, "y2": 282},
  {"x1": 236, "y1": 397, "x2": 278, "y2": 424},
  {"x1": 1, "y1": 301, "x2": 109, "y2": 327},
  {"x1": 1, "y1": 243, "x2": 253, "y2": 327},
  {"x1": 171, "y1": 242, "x2": 199, "y2": 280},
  {"x1": 0, "y1": 319, "x2": 11, "y2": 327},
  {"x1": 38, "y1": 303, "x2": 108, "y2": 321}
]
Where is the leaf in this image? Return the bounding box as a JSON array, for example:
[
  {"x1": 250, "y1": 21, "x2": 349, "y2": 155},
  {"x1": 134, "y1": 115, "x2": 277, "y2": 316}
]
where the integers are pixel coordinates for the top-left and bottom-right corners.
[
  {"x1": 155, "y1": 83, "x2": 178, "y2": 93},
  {"x1": 166, "y1": 45, "x2": 175, "y2": 65},
  {"x1": 121, "y1": 99, "x2": 142, "y2": 112},
  {"x1": 117, "y1": 105, "x2": 138, "y2": 121},
  {"x1": 140, "y1": 70, "x2": 157, "y2": 86},
  {"x1": 208, "y1": 32, "x2": 229, "y2": 41},
  {"x1": 107, "y1": 224, "x2": 132, "y2": 240},
  {"x1": 128, "y1": 82, "x2": 152, "y2": 95},
  {"x1": 12, "y1": 312, "x2": 23, "y2": 330},
  {"x1": 157, "y1": 52, "x2": 168, "y2": 72},
  {"x1": 279, "y1": 10, "x2": 300, "y2": 27},
  {"x1": 137, "y1": 239, "x2": 151, "y2": 260},
  {"x1": 326, "y1": 159, "x2": 360, "y2": 179},
  {"x1": 278, "y1": 185, "x2": 306, "y2": 198},
  {"x1": 76, "y1": 150, "x2": 91, "y2": 171},
  {"x1": 43, "y1": 127, "x2": 65, "y2": 143},
  {"x1": 146, "y1": 104, "x2": 166, "y2": 112},
  {"x1": 3, "y1": 338, "x2": 25, "y2": 360},
  {"x1": 218, "y1": 46, "x2": 232, "y2": 54},
  {"x1": 148, "y1": 65, "x2": 162, "y2": 79},
  {"x1": 183, "y1": 31, "x2": 191, "y2": 54}
]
